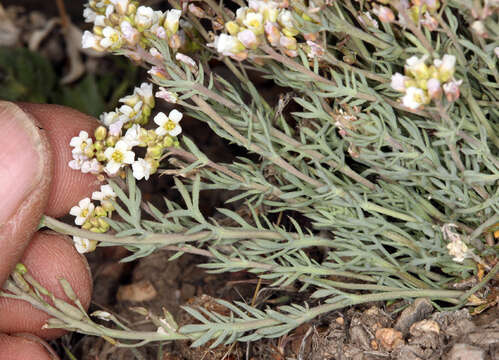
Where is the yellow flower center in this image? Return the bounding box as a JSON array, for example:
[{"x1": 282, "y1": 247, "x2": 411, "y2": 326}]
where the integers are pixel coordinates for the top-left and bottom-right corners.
[
  {"x1": 163, "y1": 120, "x2": 176, "y2": 131},
  {"x1": 112, "y1": 150, "x2": 124, "y2": 163}
]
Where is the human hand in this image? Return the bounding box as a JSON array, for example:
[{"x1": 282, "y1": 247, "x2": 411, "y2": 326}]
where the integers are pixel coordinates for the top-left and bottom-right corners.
[{"x1": 0, "y1": 101, "x2": 97, "y2": 359}]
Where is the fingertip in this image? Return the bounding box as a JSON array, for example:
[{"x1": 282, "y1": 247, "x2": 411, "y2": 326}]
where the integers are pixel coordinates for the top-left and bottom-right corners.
[
  {"x1": 18, "y1": 103, "x2": 101, "y2": 216},
  {"x1": 0, "y1": 232, "x2": 92, "y2": 339},
  {"x1": 0, "y1": 333, "x2": 58, "y2": 360}
]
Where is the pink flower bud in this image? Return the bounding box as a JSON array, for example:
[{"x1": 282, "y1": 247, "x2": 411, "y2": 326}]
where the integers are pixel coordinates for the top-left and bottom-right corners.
[
  {"x1": 391, "y1": 73, "x2": 407, "y2": 92},
  {"x1": 264, "y1": 22, "x2": 280, "y2": 46},
  {"x1": 188, "y1": 4, "x2": 205, "y2": 18},
  {"x1": 373, "y1": 6, "x2": 395, "y2": 23},
  {"x1": 237, "y1": 29, "x2": 258, "y2": 49},
  {"x1": 426, "y1": 78, "x2": 441, "y2": 99},
  {"x1": 443, "y1": 80, "x2": 463, "y2": 102}
]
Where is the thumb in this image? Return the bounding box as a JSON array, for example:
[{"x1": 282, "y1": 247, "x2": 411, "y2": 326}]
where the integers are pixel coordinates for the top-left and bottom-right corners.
[{"x1": 0, "y1": 101, "x2": 52, "y2": 285}]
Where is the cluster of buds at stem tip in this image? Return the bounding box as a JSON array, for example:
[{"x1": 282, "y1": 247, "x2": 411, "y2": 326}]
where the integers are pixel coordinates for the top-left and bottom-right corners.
[
  {"x1": 391, "y1": 54, "x2": 463, "y2": 109},
  {"x1": 68, "y1": 82, "x2": 183, "y2": 180},
  {"x1": 81, "y1": 0, "x2": 184, "y2": 62},
  {"x1": 372, "y1": 0, "x2": 440, "y2": 31},
  {"x1": 205, "y1": 0, "x2": 321, "y2": 60}
]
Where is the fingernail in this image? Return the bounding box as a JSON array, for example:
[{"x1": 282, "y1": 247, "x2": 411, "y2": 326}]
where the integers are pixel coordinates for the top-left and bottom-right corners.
[{"x1": 0, "y1": 102, "x2": 44, "y2": 225}]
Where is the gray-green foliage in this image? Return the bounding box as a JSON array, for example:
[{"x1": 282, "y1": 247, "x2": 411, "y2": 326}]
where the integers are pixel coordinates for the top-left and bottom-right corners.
[{"x1": 17, "y1": 0, "x2": 499, "y2": 349}]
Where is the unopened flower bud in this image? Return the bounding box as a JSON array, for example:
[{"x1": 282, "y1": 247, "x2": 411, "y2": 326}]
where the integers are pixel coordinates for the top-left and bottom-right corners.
[
  {"x1": 225, "y1": 21, "x2": 240, "y2": 36},
  {"x1": 95, "y1": 126, "x2": 107, "y2": 141},
  {"x1": 188, "y1": 4, "x2": 205, "y2": 18},
  {"x1": 237, "y1": 29, "x2": 259, "y2": 49},
  {"x1": 175, "y1": 53, "x2": 198, "y2": 70},
  {"x1": 373, "y1": 6, "x2": 395, "y2": 23},
  {"x1": 264, "y1": 22, "x2": 280, "y2": 46},
  {"x1": 156, "y1": 87, "x2": 178, "y2": 103},
  {"x1": 471, "y1": 20, "x2": 488, "y2": 38},
  {"x1": 426, "y1": 78, "x2": 441, "y2": 99},
  {"x1": 443, "y1": 79, "x2": 463, "y2": 102},
  {"x1": 391, "y1": 73, "x2": 407, "y2": 92},
  {"x1": 280, "y1": 35, "x2": 297, "y2": 50},
  {"x1": 163, "y1": 135, "x2": 174, "y2": 147}
]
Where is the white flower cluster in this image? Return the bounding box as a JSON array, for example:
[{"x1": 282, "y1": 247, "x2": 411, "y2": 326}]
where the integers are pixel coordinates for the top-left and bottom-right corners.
[
  {"x1": 68, "y1": 83, "x2": 184, "y2": 181},
  {"x1": 207, "y1": 0, "x2": 321, "y2": 60},
  {"x1": 82, "y1": 0, "x2": 183, "y2": 59},
  {"x1": 391, "y1": 54, "x2": 463, "y2": 110},
  {"x1": 70, "y1": 184, "x2": 116, "y2": 253}
]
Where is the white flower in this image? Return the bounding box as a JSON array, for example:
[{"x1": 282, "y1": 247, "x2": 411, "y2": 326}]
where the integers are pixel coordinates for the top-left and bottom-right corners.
[
  {"x1": 70, "y1": 198, "x2": 95, "y2": 226},
  {"x1": 401, "y1": 87, "x2": 426, "y2": 109},
  {"x1": 135, "y1": 83, "x2": 154, "y2": 106},
  {"x1": 70, "y1": 131, "x2": 93, "y2": 155},
  {"x1": 92, "y1": 184, "x2": 116, "y2": 201},
  {"x1": 105, "y1": 4, "x2": 114, "y2": 18},
  {"x1": 132, "y1": 158, "x2": 152, "y2": 180},
  {"x1": 110, "y1": 0, "x2": 129, "y2": 15},
  {"x1": 391, "y1": 73, "x2": 407, "y2": 92},
  {"x1": 73, "y1": 236, "x2": 98, "y2": 254},
  {"x1": 82, "y1": 31, "x2": 101, "y2": 50},
  {"x1": 100, "y1": 111, "x2": 119, "y2": 126},
  {"x1": 213, "y1": 34, "x2": 244, "y2": 55},
  {"x1": 109, "y1": 119, "x2": 125, "y2": 136},
  {"x1": 103, "y1": 140, "x2": 135, "y2": 175},
  {"x1": 434, "y1": 54, "x2": 456, "y2": 82},
  {"x1": 277, "y1": 10, "x2": 293, "y2": 29},
  {"x1": 165, "y1": 9, "x2": 182, "y2": 35},
  {"x1": 69, "y1": 158, "x2": 84, "y2": 170},
  {"x1": 83, "y1": 7, "x2": 96, "y2": 23},
  {"x1": 123, "y1": 124, "x2": 142, "y2": 147},
  {"x1": 154, "y1": 110, "x2": 183, "y2": 137},
  {"x1": 118, "y1": 101, "x2": 143, "y2": 121},
  {"x1": 100, "y1": 26, "x2": 121, "y2": 49},
  {"x1": 81, "y1": 159, "x2": 101, "y2": 174},
  {"x1": 442, "y1": 224, "x2": 469, "y2": 263},
  {"x1": 135, "y1": 6, "x2": 156, "y2": 29},
  {"x1": 94, "y1": 15, "x2": 106, "y2": 27},
  {"x1": 120, "y1": 20, "x2": 140, "y2": 46},
  {"x1": 244, "y1": 11, "x2": 264, "y2": 34}
]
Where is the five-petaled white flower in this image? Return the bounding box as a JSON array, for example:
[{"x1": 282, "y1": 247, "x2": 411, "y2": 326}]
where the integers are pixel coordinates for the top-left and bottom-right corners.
[
  {"x1": 100, "y1": 26, "x2": 121, "y2": 49},
  {"x1": 70, "y1": 198, "x2": 95, "y2": 226},
  {"x1": 154, "y1": 110, "x2": 183, "y2": 137},
  {"x1": 132, "y1": 158, "x2": 152, "y2": 180},
  {"x1": 73, "y1": 236, "x2": 98, "y2": 254},
  {"x1": 104, "y1": 140, "x2": 135, "y2": 175}
]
